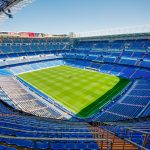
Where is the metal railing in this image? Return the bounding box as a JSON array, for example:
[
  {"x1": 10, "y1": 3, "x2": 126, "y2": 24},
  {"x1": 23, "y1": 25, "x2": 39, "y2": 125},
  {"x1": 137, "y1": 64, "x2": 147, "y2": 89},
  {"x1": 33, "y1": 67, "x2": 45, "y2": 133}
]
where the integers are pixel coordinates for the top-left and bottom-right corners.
[
  {"x1": 92, "y1": 121, "x2": 150, "y2": 150},
  {"x1": 0, "y1": 134, "x2": 113, "y2": 150}
]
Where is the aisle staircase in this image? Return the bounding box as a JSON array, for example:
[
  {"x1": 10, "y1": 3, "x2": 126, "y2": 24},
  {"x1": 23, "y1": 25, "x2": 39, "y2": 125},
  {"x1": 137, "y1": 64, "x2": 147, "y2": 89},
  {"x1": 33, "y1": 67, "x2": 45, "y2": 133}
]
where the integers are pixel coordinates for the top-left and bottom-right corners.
[{"x1": 91, "y1": 126, "x2": 138, "y2": 150}]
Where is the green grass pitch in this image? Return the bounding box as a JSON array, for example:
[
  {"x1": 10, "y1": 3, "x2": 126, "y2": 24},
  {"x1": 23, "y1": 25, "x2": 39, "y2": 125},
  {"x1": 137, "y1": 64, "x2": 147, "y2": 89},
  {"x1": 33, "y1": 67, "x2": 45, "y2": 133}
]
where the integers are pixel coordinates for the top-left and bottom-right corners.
[{"x1": 18, "y1": 65, "x2": 130, "y2": 118}]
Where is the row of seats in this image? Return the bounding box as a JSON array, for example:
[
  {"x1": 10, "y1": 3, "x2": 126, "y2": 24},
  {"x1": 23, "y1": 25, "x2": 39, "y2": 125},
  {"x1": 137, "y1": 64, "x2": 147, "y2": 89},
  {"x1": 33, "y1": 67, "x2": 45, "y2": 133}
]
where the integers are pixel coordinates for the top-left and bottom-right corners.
[
  {"x1": 0, "y1": 75, "x2": 70, "y2": 120},
  {"x1": 92, "y1": 79, "x2": 150, "y2": 122},
  {"x1": 0, "y1": 37, "x2": 71, "y2": 54},
  {"x1": 0, "y1": 101, "x2": 101, "y2": 149},
  {"x1": 0, "y1": 38, "x2": 149, "y2": 70},
  {"x1": 63, "y1": 51, "x2": 150, "y2": 69},
  {"x1": 64, "y1": 59, "x2": 150, "y2": 79},
  {"x1": 9, "y1": 59, "x2": 64, "y2": 75}
]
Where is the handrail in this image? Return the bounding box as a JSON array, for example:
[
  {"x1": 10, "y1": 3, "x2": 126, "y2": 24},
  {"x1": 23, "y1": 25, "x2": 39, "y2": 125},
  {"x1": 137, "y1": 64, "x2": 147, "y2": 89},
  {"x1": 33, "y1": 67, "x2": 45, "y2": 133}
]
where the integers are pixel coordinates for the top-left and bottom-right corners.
[
  {"x1": 96, "y1": 121, "x2": 150, "y2": 135},
  {"x1": 100, "y1": 127, "x2": 146, "y2": 149},
  {"x1": 0, "y1": 134, "x2": 112, "y2": 142},
  {"x1": 0, "y1": 120, "x2": 89, "y2": 129},
  {"x1": 0, "y1": 134, "x2": 113, "y2": 150},
  {"x1": 0, "y1": 125, "x2": 100, "y2": 134},
  {"x1": 124, "y1": 127, "x2": 150, "y2": 135},
  {"x1": 125, "y1": 139, "x2": 148, "y2": 150},
  {"x1": 95, "y1": 123, "x2": 150, "y2": 150}
]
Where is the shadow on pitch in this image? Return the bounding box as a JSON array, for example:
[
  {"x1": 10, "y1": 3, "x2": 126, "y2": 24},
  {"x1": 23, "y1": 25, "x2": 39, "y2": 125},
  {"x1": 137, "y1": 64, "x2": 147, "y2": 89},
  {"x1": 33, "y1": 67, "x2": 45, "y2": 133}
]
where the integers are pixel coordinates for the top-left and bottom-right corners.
[{"x1": 75, "y1": 78, "x2": 130, "y2": 118}]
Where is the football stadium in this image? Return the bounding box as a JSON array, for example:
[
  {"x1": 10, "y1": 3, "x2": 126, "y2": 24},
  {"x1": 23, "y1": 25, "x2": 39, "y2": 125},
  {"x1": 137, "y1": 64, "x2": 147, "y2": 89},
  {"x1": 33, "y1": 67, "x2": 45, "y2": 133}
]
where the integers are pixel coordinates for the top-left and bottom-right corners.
[{"x1": 0, "y1": 0, "x2": 150, "y2": 149}]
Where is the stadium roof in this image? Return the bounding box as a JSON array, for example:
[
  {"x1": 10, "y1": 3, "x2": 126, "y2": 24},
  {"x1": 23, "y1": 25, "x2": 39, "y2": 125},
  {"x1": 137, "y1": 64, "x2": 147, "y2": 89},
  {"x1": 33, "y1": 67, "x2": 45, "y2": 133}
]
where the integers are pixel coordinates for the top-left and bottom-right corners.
[
  {"x1": 0, "y1": 0, "x2": 33, "y2": 21},
  {"x1": 74, "y1": 25, "x2": 150, "y2": 38}
]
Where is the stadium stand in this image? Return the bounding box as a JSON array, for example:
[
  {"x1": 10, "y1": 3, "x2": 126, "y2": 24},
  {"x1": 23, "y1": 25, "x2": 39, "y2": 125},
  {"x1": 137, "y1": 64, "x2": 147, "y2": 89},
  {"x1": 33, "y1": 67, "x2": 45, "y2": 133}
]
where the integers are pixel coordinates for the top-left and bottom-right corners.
[
  {"x1": 92, "y1": 79, "x2": 150, "y2": 122},
  {"x1": 0, "y1": 36, "x2": 149, "y2": 118},
  {"x1": 0, "y1": 0, "x2": 150, "y2": 148},
  {"x1": 0, "y1": 32, "x2": 149, "y2": 149}
]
